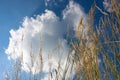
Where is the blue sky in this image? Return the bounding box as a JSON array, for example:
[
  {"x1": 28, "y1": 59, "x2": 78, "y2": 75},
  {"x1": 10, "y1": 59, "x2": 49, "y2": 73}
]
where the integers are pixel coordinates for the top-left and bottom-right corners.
[
  {"x1": 0, "y1": 0, "x2": 45, "y2": 51},
  {"x1": 0, "y1": 0, "x2": 45, "y2": 78},
  {"x1": 0, "y1": 0, "x2": 106, "y2": 79}
]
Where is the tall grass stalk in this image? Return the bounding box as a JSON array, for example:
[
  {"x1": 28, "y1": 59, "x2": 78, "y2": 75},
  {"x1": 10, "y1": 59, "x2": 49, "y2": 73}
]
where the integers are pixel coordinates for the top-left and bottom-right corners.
[{"x1": 6, "y1": 0, "x2": 120, "y2": 80}]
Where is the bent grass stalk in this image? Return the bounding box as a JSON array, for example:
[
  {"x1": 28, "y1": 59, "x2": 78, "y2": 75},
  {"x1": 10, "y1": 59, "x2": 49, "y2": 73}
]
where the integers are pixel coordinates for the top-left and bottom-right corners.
[{"x1": 6, "y1": 0, "x2": 120, "y2": 80}]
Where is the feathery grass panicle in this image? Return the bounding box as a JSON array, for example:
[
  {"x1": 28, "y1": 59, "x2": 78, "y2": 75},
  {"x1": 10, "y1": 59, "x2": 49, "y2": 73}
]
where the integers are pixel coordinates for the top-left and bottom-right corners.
[{"x1": 6, "y1": 0, "x2": 120, "y2": 79}]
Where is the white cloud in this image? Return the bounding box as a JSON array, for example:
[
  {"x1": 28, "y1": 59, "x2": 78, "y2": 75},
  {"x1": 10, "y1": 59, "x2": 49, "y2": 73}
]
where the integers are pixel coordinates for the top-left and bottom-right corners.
[
  {"x1": 63, "y1": 0, "x2": 86, "y2": 24},
  {"x1": 63, "y1": 0, "x2": 87, "y2": 38},
  {"x1": 45, "y1": 0, "x2": 51, "y2": 6},
  {"x1": 103, "y1": 0, "x2": 113, "y2": 12},
  {"x1": 5, "y1": 1, "x2": 86, "y2": 75}
]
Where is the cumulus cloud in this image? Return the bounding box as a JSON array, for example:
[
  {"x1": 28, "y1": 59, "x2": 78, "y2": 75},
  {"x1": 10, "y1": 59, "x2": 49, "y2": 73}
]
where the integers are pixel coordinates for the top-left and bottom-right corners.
[
  {"x1": 63, "y1": 1, "x2": 87, "y2": 38},
  {"x1": 5, "y1": 1, "x2": 86, "y2": 74},
  {"x1": 63, "y1": 1, "x2": 86, "y2": 26}
]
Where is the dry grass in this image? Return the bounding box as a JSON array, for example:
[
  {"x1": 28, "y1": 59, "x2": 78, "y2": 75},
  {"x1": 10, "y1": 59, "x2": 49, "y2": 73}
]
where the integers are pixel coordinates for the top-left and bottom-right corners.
[{"x1": 6, "y1": 0, "x2": 120, "y2": 80}]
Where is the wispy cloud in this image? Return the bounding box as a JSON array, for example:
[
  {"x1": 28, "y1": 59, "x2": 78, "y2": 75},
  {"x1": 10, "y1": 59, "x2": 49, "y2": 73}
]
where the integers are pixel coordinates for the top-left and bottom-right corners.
[
  {"x1": 103, "y1": 0, "x2": 112, "y2": 12},
  {"x1": 45, "y1": 0, "x2": 51, "y2": 6},
  {"x1": 5, "y1": 0, "x2": 86, "y2": 75},
  {"x1": 45, "y1": 0, "x2": 67, "y2": 7}
]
